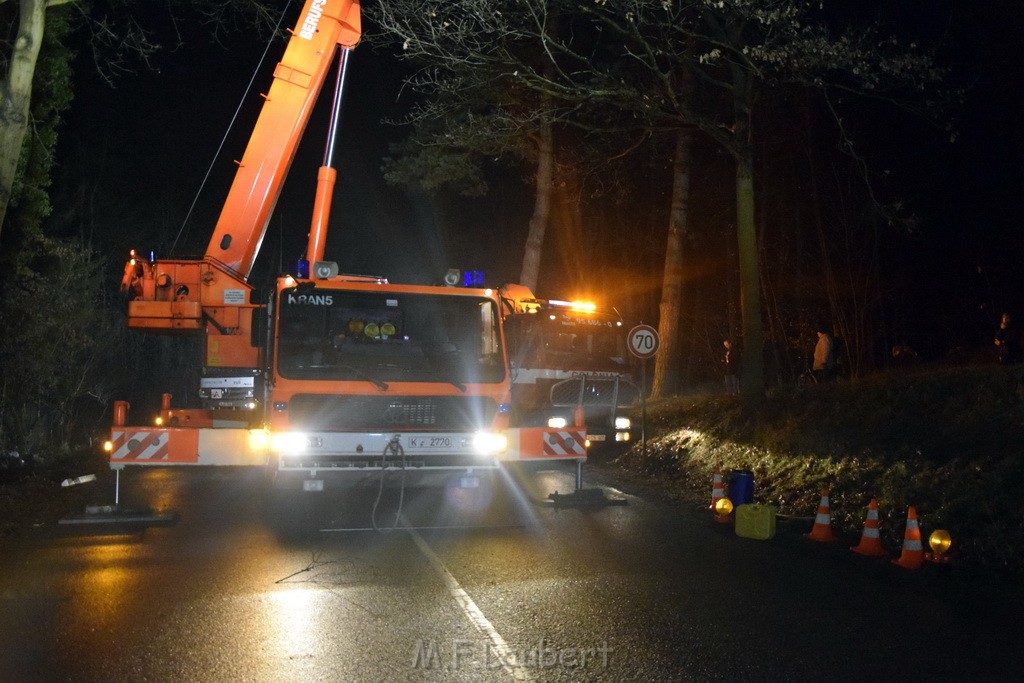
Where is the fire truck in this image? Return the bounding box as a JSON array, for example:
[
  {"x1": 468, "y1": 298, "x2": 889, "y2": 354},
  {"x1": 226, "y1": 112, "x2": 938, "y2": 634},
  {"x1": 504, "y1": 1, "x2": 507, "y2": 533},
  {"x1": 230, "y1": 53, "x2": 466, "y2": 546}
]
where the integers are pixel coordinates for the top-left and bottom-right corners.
[
  {"x1": 499, "y1": 285, "x2": 639, "y2": 449},
  {"x1": 107, "y1": 0, "x2": 589, "y2": 498}
]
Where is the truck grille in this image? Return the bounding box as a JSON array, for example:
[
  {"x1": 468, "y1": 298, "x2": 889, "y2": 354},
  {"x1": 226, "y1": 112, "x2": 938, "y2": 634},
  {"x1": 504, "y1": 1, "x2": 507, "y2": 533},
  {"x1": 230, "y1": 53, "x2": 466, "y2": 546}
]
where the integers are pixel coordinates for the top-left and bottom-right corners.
[
  {"x1": 288, "y1": 395, "x2": 497, "y2": 431},
  {"x1": 550, "y1": 377, "x2": 640, "y2": 408}
]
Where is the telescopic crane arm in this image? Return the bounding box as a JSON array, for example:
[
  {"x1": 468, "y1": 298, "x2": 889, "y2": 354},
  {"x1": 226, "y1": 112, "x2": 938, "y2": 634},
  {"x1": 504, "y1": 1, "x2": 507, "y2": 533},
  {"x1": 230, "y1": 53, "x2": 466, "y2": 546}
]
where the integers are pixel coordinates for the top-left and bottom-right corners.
[
  {"x1": 120, "y1": 0, "x2": 362, "y2": 329},
  {"x1": 208, "y1": 0, "x2": 361, "y2": 279}
]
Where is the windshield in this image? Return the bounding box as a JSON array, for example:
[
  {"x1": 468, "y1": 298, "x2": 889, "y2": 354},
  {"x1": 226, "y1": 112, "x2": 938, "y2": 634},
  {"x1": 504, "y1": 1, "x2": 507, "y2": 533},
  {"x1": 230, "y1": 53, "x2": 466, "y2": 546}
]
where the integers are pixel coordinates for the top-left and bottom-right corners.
[
  {"x1": 505, "y1": 314, "x2": 629, "y2": 373},
  {"x1": 277, "y1": 288, "x2": 505, "y2": 384}
]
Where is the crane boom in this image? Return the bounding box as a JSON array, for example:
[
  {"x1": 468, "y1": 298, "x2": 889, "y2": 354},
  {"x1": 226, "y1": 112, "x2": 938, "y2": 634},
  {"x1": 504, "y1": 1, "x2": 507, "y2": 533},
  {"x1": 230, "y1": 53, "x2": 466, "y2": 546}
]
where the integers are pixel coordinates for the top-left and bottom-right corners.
[
  {"x1": 118, "y1": 0, "x2": 362, "y2": 374},
  {"x1": 208, "y1": 0, "x2": 361, "y2": 278}
]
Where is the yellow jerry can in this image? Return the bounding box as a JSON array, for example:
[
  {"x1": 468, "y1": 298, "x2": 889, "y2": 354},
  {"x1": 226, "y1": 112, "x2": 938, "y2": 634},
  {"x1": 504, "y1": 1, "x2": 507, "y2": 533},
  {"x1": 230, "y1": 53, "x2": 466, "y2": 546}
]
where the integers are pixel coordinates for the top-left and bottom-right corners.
[{"x1": 735, "y1": 503, "x2": 777, "y2": 540}]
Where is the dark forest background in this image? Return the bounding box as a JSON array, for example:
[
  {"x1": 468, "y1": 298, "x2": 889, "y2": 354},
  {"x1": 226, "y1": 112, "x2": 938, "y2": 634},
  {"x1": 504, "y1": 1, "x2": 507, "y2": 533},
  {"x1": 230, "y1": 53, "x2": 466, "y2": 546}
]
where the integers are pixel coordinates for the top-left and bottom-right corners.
[{"x1": 0, "y1": 1, "x2": 1021, "y2": 464}]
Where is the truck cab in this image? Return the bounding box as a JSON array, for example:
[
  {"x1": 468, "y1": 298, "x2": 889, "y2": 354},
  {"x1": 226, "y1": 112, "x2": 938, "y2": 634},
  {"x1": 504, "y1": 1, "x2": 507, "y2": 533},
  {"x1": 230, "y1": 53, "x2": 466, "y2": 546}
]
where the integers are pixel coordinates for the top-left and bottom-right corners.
[
  {"x1": 500, "y1": 285, "x2": 639, "y2": 447},
  {"x1": 264, "y1": 273, "x2": 511, "y2": 489}
]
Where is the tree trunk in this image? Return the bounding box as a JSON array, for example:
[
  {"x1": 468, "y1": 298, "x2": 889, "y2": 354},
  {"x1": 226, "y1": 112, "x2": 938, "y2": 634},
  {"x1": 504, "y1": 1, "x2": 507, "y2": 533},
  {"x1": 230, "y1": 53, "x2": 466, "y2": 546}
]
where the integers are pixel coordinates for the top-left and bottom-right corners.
[
  {"x1": 518, "y1": 118, "x2": 553, "y2": 291},
  {"x1": 0, "y1": 0, "x2": 48, "y2": 243},
  {"x1": 735, "y1": 151, "x2": 764, "y2": 396},
  {"x1": 552, "y1": 161, "x2": 586, "y2": 293},
  {"x1": 728, "y1": 58, "x2": 765, "y2": 398},
  {"x1": 651, "y1": 129, "x2": 693, "y2": 398}
]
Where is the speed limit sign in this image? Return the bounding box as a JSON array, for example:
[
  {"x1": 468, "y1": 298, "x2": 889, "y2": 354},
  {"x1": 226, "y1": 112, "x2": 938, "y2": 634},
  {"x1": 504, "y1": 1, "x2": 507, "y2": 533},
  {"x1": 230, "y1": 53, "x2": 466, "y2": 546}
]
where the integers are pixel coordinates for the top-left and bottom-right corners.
[{"x1": 628, "y1": 324, "x2": 660, "y2": 359}]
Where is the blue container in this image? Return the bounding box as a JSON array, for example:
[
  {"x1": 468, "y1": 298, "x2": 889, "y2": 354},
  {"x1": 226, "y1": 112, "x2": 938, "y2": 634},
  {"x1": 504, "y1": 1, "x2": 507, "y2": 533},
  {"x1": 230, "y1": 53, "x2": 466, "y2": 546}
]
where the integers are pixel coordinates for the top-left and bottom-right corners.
[{"x1": 726, "y1": 469, "x2": 754, "y2": 507}]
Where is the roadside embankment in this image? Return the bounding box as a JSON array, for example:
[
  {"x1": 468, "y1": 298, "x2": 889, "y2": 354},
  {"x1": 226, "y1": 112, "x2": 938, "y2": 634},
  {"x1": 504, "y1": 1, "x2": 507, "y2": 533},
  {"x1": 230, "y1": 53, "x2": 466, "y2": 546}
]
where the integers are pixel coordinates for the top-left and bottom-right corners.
[{"x1": 611, "y1": 365, "x2": 1024, "y2": 570}]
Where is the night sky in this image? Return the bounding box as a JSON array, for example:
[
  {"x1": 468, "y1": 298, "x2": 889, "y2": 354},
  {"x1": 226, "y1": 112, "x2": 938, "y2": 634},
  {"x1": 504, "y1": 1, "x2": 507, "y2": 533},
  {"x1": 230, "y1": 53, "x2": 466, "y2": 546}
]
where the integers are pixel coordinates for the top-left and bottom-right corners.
[
  {"x1": 55, "y1": 18, "x2": 504, "y2": 286},
  {"x1": 50, "y1": 1, "x2": 1024, "y2": 364}
]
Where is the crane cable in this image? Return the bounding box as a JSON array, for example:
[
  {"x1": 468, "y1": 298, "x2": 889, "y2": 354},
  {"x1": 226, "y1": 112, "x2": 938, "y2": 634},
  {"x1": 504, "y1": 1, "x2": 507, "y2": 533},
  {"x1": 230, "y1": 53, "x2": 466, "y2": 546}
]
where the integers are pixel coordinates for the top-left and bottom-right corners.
[
  {"x1": 371, "y1": 435, "x2": 407, "y2": 532},
  {"x1": 170, "y1": 0, "x2": 294, "y2": 256}
]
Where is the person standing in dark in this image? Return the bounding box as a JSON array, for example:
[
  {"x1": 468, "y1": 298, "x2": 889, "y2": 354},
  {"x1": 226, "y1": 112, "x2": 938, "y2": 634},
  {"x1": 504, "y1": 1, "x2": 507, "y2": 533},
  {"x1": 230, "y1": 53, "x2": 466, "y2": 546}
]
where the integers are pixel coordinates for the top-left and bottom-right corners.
[
  {"x1": 813, "y1": 323, "x2": 837, "y2": 381},
  {"x1": 994, "y1": 312, "x2": 1022, "y2": 364},
  {"x1": 722, "y1": 339, "x2": 740, "y2": 395}
]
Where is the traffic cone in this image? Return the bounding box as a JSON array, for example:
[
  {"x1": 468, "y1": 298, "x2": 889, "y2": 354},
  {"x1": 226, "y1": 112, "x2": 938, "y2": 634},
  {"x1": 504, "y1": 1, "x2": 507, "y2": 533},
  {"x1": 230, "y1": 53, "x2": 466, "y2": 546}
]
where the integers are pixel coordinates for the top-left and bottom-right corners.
[
  {"x1": 892, "y1": 506, "x2": 924, "y2": 569},
  {"x1": 851, "y1": 498, "x2": 887, "y2": 556},
  {"x1": 804, "y1": 488, "x2": 835, "y2": 542},
  {"x1": 709, "y1": 469, "x2": 730, "y2": 523},
  {"x1": 708, "y1": 469, "x2": 724, "y2": 509}
]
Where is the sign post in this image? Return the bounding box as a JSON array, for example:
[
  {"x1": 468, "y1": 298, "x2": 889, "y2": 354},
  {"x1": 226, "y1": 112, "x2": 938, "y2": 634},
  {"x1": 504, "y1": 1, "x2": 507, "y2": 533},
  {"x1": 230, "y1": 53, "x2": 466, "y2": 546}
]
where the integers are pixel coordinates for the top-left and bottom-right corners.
[{"x1": 627, "y1": 324, "x2": 660, "y2": 458}]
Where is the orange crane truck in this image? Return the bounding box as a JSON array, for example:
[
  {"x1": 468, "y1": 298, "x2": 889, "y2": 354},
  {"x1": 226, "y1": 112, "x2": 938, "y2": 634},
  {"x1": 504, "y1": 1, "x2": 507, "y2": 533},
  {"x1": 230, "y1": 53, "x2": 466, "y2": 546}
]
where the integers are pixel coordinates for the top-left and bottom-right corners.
[{"x1": 106, "y1": 0, "x2": 590, "y2": 503}]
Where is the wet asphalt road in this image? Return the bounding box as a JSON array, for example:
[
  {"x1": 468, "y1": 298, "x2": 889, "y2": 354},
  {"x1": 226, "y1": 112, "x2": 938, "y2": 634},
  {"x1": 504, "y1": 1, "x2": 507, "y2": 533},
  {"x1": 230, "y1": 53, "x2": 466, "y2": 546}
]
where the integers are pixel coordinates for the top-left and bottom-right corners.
[{"x1": 1, "y1": 463, "x2": 1022, "y2": 682}]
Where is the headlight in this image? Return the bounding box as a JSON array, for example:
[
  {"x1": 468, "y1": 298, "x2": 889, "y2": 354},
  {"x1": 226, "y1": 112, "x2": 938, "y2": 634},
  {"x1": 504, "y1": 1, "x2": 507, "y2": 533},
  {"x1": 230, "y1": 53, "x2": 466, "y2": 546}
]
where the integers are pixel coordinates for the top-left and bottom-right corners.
[
  {"x1": 249, "y1": 429, "x2": 270, "y2": 451},
  {"x1": 615, "y1": 432, "x2": 631, "y2": 442},
  {"x1": 270, "y1": 432, "x2": 308, "y2": 454},
  {"x1": 472, "y1": 431, "x2": 507, "y2": 456},
  {"x1": 547, "y1": 416, "x2": 568, "y2": 429},
  {"x1": 614, "y1": 417, "x2": 631, "y2": 430}
]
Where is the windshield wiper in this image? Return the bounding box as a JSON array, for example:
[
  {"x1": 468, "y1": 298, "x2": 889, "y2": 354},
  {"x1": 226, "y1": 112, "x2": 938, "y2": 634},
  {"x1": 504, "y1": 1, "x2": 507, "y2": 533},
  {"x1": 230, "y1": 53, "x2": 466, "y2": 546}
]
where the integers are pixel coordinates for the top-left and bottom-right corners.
[
  {"x1": 422, "y1": 343, "x2": 468, "y2": 391},
  {"x1": 303, "y1": 363, "x2": 389, "y2": 391}
]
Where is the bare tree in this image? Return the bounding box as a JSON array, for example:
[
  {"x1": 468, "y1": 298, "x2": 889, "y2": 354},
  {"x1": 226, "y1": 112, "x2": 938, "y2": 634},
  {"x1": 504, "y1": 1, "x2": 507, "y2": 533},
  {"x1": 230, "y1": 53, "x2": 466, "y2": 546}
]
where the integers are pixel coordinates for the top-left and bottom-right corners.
[
  {"x1": 650, "y1": 128, "x2": 693, "y2": 397},
  {"x1": 370, "y1": 0, "x2": 944, "y2": 396},
  {"x1": 0, "y1": 0, "x2": 73, "y2": 242},
  {"x1": 0, "y1": 0, "x2": 279, "y2": 253},
  {"x1": 370, "y1": 0, "x2": 576, "y2": 291}
]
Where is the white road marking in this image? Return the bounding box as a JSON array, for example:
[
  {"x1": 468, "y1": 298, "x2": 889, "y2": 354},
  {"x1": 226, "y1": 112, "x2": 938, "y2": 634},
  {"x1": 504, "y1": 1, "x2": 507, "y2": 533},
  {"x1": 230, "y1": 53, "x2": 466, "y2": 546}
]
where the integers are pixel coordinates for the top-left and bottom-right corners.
[{"x1": 407, "y1": 527, "x2": 534, "y2": 682}]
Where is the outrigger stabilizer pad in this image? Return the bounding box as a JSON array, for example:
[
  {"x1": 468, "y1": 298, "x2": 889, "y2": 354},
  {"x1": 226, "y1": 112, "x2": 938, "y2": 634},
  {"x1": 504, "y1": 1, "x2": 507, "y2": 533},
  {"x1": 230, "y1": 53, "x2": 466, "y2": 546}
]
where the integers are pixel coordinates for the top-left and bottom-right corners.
[
  {"x1": 547, "y1": 488, "x2": 627, "y2": 508},
  {"x1": 59, "y1": 505, "x2": 178, "y2": 527}
]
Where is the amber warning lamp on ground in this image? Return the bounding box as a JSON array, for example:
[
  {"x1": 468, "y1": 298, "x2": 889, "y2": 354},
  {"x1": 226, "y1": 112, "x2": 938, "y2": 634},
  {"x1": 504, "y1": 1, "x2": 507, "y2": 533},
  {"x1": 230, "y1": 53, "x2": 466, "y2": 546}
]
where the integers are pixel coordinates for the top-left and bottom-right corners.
[
  {"x1": 715, "y1": 497, "x2": 734, "y2": 516},
  {"x1": 926, "y1": 529, "x2": 952, "y2": 563}
]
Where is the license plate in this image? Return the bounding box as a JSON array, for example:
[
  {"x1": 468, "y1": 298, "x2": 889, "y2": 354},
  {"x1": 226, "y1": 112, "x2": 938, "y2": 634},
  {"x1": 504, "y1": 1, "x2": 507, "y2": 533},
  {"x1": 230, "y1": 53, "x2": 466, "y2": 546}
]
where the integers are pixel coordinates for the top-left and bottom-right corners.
[
  {"x1": 458, "y1": 476, "x2": 480, "y2": 489},
  {"x1": 589, "y1": 434, "x2": 605, "y2": 441},
  {"x1": 406, "y1": 436, "x2": 454, "y2": 450},
  {"x1": 303, "y1": 479, "x2": 324, "y2": 492}
]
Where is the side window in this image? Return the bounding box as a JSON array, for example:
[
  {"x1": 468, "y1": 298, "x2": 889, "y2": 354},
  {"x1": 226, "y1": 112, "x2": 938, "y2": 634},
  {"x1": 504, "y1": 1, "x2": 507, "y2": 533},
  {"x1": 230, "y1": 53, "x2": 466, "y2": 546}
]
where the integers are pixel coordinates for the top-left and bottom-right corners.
[
  {"x1": 479, "y1": 301, "x2": 498, "y2": 357},
  {"x1": 504, "y1": 317, "x2": 538, "y2": 365}
]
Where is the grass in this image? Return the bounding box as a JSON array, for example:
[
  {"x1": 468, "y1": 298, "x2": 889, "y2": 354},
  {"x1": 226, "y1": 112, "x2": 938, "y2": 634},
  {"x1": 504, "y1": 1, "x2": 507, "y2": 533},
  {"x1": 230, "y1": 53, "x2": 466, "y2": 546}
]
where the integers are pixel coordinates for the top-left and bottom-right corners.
[{"x1": 611, "y1": 364, "x2": 1024, "y2": 571}]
